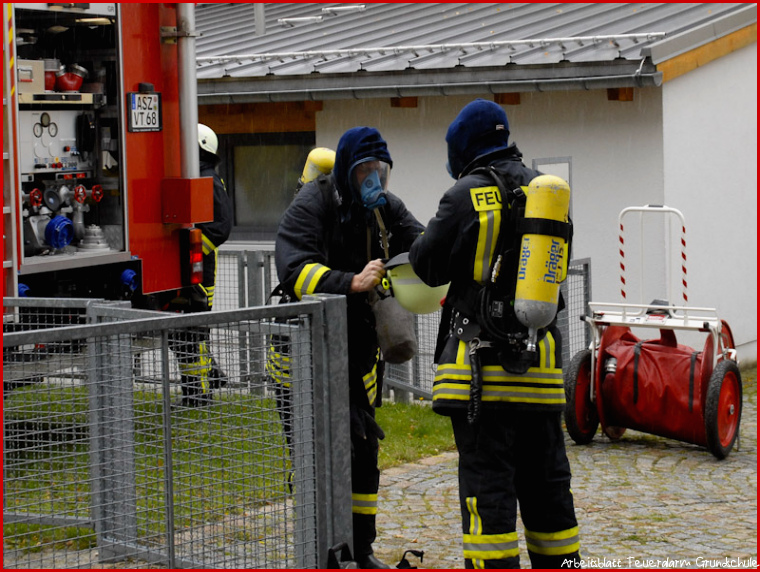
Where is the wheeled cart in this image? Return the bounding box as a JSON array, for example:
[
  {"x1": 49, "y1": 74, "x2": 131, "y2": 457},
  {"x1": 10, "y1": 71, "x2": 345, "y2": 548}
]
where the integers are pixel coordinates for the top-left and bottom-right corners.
[{"x1": 564, "y1": 205, "x2": 742, "y2": 459}]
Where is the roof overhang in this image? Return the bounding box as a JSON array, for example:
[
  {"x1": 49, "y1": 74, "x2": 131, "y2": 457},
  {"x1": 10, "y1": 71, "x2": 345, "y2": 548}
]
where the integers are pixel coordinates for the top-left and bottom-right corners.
[
  {"x1": 197, "y1": 60, "x2": 662, "y2": 104},
  {"x1": 642, "y1": 4, "x2": 756, "y2": 64}
]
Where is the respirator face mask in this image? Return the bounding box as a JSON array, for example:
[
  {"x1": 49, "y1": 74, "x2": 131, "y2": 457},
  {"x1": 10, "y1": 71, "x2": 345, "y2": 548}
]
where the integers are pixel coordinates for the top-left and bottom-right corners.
[{"x1": 350, "y1": 159, "x2": 391, "y2": 210}]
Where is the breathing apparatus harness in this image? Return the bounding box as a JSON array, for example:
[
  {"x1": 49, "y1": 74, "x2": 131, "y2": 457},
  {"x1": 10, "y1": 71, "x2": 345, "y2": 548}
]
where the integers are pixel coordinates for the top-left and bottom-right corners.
[{"x1": 452, "y1": 166, "x2": 573, "y2": 424}]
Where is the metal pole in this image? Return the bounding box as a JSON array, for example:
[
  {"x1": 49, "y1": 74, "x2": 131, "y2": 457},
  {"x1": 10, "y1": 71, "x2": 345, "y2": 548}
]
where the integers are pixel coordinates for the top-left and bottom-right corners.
[
  {"x1": 176, "y1": 4, "x2": 200, "y2": 179},
  {"x1": 254, "y1": 4, "x2": 266, "y2": 36}
]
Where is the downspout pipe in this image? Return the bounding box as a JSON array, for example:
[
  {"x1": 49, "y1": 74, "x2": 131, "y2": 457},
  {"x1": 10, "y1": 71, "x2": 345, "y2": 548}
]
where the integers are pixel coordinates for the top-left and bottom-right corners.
[{"x1": 177, "y1": 4, "x2": 200, "y2": 179}]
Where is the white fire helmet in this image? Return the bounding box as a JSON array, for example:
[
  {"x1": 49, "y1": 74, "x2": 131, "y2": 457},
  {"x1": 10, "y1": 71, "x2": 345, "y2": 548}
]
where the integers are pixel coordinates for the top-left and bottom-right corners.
[{"x1": 198, "y1": 123, "x2": 219, "y2": 156}]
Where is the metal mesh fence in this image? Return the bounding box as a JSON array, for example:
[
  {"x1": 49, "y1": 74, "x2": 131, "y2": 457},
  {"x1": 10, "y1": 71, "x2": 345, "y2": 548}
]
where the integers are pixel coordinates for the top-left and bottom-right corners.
[
  {"x1": 211, "y1": 250, "x2": 591, "y2": 401},
  {"x1": 3, "y1": 297, "x2": 352, "y2": 569}
]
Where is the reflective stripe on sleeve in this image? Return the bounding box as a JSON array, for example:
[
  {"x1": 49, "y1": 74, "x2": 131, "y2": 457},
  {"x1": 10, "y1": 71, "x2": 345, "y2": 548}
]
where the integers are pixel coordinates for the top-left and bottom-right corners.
[
  {"x1": 294, "y1": 263, "x2": 330, "y2": 300},
  {"x1": 202, "y1": 234, "x2": 218, "y2": 256}
]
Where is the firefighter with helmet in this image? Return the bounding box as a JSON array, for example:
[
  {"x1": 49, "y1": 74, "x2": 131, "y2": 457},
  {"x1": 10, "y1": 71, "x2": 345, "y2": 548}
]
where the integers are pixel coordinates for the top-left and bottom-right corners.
[
  {"x1": 275, "y1": 127, "x2": 424, "y2": 568},
  {"x1": 168, "y1": 124, "x2": 233, "y2": 407},
  {"x1": 409, "y1": 99, "x2": 582, "y2": 569}
]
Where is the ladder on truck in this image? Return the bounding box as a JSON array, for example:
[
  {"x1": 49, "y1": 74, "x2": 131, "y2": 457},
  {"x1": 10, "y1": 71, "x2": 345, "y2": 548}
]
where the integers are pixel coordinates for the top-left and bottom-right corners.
[{"x1": 3, "y1": 5, "x2": 19, "y2": 300}]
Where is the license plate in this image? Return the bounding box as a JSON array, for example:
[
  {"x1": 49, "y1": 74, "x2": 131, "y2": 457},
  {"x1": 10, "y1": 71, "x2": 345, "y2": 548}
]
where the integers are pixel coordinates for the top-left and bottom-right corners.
[{"x1": 127, "y1": 92, "x2": 162, "y2": 132}]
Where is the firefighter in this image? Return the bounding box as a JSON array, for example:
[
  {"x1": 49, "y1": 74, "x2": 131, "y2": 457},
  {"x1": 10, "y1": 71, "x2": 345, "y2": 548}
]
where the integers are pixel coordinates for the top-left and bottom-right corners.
[
  {"x1": 275, "y1": 127, "x2": 424, "y2": 568},
  {"x1": 169, "y1": 124, "x2": 233, "y2": 407},
  {"x1": 409, "y1": 99, "x2": 582, "y2": 569}
]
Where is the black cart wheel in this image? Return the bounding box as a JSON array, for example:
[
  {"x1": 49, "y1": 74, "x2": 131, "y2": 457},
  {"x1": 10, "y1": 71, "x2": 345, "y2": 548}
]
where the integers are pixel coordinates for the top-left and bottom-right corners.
[
  {"x1": 705, "y1": 359, "x2": 742, "y2": 459},
  {"x1": 564, "y1": 349, "x2": 599, "y2": 444}
]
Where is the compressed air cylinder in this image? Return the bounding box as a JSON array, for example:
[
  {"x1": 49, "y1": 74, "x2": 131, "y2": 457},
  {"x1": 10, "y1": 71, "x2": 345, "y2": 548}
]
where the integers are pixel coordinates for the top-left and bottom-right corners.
[
  {"x1": 514, "y1": 175, "x2": 570, "y2": 341},
  {"x1": 300, "y1": 147, "x2": 336, "y2": 184}
]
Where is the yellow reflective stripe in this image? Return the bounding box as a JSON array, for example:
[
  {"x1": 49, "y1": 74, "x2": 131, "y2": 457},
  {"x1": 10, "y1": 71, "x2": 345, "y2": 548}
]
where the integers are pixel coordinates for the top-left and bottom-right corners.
[
  {"x1": 437, "y1": 341, "x2": 471, "y2": 380},
  {"x1": 525, "y1": 526, "x2": 580, "y2": 556},
  {"x1": 472, "y1": 204, "x2": 501, "y2": 284},
  {"x1": 433, "y1": 336, "x2": 566, "y2": 404},
  {"x1": 432, "y1": 382, "x2": 471, "y2": 401},
  {"x1": 433, "y1": 380, "x2": 565, "y2": 403},
  {"x1": 201, "y1": 234, "x2": 218, "y2": 256},
  {"x1": 541, "y1": 332, "x2": 556, "y2": 369},
  {"x1": 266, "y1": 349, "x2": 292, "y2": 387},
  {"x1": 352, "y1": 492, "x2": 378, "y2": 515},
  {"x1": 463, "y1": 495, "x2": 519, "y2": 563},
  {"x1": 463, "y1": 532, "x2": 520, "y2": 561},
  {"x1": 177, "y1": 341, "x2": 212, "y2": 392},
  {"x1": 456, "y1": 339, "x2": 469, "y2": 365},
  {"x1": 435, "y1": 365, "x2": 471, "y2": 381},
  {"x1": 198, "y1": 283, "x2": 215, "y2": 308},
  {"x1": 464, "y1": 497, "x2": 485, "y2": 568},
  {"x1": 363, "y1": 350, "x2": 380, "y2": 405},
  {"x1": 481, "y1": 366, "x2": 563, "y2": 382},
  {"x1": 294, "y1": 263, "x2": 330, "y2": 300}
]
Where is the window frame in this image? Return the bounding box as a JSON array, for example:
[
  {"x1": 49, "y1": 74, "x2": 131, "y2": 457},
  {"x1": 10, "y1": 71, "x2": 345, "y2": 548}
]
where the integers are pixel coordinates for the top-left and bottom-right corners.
[{"x1": 218, "y1": 131, "x2": 316, "y2": 242}]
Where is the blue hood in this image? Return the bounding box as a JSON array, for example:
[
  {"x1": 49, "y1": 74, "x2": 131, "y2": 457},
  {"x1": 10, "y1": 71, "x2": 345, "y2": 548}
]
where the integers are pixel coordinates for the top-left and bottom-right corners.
[
  {"x1": 446, "y1": 99, "x2": 510, "y2": 179},
  {"x1": 333, "y1": 127, "x2": 393, "y2": 205}
]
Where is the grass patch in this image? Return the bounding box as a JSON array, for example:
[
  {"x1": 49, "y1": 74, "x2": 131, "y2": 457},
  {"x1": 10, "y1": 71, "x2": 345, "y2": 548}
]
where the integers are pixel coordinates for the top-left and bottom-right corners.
[
  {"x1": 376, "y1": 400, "x2": 456, "y2": 470},
  {"x1": 3, "y1": 386, "x2": 292, "y2": 546},
  {"x1": 3, "y1": 524, "x2": 96, "y2": 552}
]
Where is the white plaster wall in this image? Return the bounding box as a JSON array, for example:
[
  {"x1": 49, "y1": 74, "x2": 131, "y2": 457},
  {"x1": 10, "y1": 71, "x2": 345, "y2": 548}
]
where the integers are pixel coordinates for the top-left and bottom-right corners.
[
  {"x1": 317, "y1": 88, "x2": 667, "y2": 313},
  {"x1": 661, "y1": 44, "x2": 757, "y2": 361}
]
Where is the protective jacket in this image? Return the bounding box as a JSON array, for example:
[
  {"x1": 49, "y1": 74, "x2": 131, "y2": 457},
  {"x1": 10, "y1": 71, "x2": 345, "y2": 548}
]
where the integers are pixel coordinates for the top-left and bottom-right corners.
[
  {"x1": 276, "y1": 174, "x2": 423, "y2": 405},
  {"x1": 410, "y1": 145, "x2": 566, "y2": 415}
]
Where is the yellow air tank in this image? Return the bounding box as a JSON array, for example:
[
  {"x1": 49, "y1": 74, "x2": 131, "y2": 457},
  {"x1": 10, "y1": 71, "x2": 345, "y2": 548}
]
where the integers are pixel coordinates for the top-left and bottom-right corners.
[
  {"x1": 514, "y1": 175, "x2": 571, "y2": 350},
  {"x1": 300, "y1": 147, "x2": 336, "y2": 185}
]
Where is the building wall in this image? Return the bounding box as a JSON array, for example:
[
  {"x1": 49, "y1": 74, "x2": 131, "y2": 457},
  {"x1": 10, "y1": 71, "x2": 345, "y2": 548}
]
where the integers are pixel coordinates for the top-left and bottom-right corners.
[
  {"x1": 317, "y1": 88, "x2": 667, "y2": 322},
  {"x1": 662, "y1": 43, "x2": 757, "y2": 361}
]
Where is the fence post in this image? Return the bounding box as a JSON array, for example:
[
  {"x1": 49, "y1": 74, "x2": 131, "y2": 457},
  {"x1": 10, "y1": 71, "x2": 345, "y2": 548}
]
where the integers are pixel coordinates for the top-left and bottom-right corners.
[
  {"x1": 307, "y1": 294, "x2": 353, "y2": 568},
  {"x1": 246, "y1": 251, "x2": 268, "y2": 392},
  {"x1": 89, "y1": 331, "x2": 138, "y2": 561}
]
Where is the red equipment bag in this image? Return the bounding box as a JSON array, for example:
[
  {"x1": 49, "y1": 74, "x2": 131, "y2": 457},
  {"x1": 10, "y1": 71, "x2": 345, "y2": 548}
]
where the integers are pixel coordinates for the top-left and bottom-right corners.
[{"x1": 597, "y1": 325, "x2": 714, "y2": 446}]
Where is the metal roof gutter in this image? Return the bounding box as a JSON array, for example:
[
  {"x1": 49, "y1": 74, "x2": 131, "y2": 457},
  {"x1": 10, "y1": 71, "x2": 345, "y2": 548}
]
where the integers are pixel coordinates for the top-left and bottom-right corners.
[{"x1": 198, "y1": 62, "x2": 663, "y2": 104}]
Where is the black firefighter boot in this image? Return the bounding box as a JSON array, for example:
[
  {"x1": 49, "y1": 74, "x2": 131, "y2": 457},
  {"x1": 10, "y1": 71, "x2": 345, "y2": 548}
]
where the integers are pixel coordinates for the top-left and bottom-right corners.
[{"x1": 354, "y1": 513, "x2": 390, "y2": 569}]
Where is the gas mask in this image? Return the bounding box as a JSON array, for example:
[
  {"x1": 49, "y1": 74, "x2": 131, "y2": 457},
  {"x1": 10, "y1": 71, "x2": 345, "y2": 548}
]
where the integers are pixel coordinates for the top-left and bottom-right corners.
[{"x1": 351, "y1": 159, "x2": 390, "y2": 210}]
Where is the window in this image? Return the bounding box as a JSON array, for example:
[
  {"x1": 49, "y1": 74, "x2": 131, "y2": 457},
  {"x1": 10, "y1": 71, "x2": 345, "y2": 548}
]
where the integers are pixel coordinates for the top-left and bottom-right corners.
[
  {"x1": 532, "y1": 157, "x2": 573, "y2": 218},
  {"x1": 219, "y1": 132, "x2": 316, "y2": 241}
]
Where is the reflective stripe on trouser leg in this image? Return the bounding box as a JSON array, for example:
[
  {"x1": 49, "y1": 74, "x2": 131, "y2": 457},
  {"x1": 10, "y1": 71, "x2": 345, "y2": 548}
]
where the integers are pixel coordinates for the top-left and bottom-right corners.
[
  {"x1": 524, "y1": 526, "x2": 581, "y2": 568},
  {"x1": 178, "y1": 339, "x2": 212, "y2": 393},
  {"x1": 266, "y1": 335, "x2": 292, "y2": 388},
  {"x1": 351, "y1": 403, "x2": 381, "y2": 558},
  {"x1": 463, "y1": 497, "x2": 519, "y2": 568},
  {"x1": 352, "y1": 492, "x2": 378, "y2": 515},
  {"x1": 452, "y1": 413, "x2": 521, "y2": 569},
  {"x1": 362, "y1": 350, "x2": 381, "y2": 406}
]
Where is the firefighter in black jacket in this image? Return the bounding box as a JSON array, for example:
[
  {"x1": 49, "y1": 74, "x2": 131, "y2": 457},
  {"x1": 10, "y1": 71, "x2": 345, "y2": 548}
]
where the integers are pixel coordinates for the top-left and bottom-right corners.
[
  {"x1": 275, "y1": 127, "x2": 424, "y2": 568},
  {"x1": 409, "y1": 100, "x2": 581, "y2": 569},
  {"x1": 170, "y1": 124, "x2": 233, "y2": 407}
]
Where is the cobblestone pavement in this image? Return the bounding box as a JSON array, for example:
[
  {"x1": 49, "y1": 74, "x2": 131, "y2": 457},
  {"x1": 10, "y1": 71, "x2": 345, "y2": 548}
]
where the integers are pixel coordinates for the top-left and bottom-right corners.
[{"x1": 374, "y1": 380, "x2": 757, "y2": 569}]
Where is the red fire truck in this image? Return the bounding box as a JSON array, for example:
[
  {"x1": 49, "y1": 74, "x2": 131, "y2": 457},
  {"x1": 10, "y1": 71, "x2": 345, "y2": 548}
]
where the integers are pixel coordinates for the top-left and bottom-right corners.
[{"x1": 3, "y1": 3, "x2": 212, "y2": 307}]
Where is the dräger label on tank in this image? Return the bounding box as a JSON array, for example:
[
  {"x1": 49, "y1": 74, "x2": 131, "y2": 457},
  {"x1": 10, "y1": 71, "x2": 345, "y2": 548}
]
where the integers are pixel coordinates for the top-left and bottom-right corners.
[
  {"x1": 517, "y1": 237, "x2": 563, "y2": 284},
  {"x1": 543, "y1": 239, "x2": 563, "y2": 284}
]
